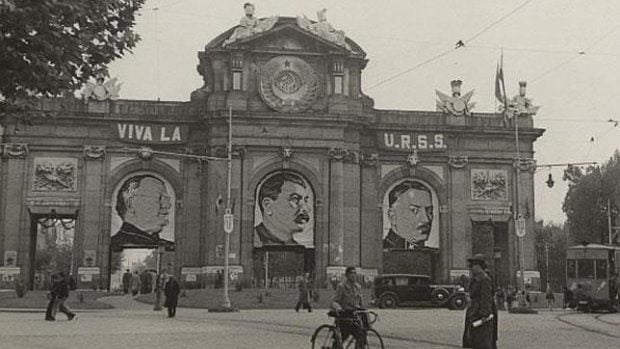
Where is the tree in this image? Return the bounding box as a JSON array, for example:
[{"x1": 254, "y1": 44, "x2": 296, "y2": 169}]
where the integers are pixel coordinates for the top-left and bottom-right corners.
[
  {"x1": 562, "y1": 151, "x2": 620, "y2": 244},
  {"x1": 534, "y1": 220, "x2": 568, "y2": 292},
  {"x1": 0, "y1": 0, "x2": 144, "y2": 123}
]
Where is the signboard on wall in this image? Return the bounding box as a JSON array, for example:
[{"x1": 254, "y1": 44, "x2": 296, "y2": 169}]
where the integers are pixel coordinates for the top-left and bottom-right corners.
[
  {"x1": 113, "y1": 123, "x2": 188, "y2": 144},
  {"x1": 379, "y1": 132, "x2": 448, "y2": 152}
]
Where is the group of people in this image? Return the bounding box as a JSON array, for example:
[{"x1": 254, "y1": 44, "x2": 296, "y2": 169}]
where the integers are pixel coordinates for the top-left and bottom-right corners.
[
  {"x1": 45, "y1": 272, "x2": 76, "y2": 321},
  {"x1": 121, "y1": 269, "x2": 159, "y2": 296}
]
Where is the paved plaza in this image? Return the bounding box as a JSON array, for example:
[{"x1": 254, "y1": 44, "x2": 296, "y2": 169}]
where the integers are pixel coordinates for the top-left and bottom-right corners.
[{"x1": 0, "y1": 296, "x2": 619, "y2": 348}]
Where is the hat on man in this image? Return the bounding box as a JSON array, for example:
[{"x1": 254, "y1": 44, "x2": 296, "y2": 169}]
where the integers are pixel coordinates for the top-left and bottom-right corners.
[{"x1": 467, "y1": 253, "x2": 487, "y2": 267}]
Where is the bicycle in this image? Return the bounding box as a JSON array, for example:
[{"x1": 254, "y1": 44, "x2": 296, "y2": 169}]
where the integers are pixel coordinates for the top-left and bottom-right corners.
[{"x1": 311, "y1": 309, "x2": 385, "y2": 349}]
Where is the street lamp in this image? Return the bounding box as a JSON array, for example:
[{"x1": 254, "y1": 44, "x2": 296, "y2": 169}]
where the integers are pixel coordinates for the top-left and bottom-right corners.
[{"x1": 515, "y1": 214, "x2": 526, "y2": 300}]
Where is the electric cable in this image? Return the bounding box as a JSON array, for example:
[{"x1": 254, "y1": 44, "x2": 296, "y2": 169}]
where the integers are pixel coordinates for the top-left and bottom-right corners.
[{"x1": 366, "y1": 0, "x2": 535, "y2": 90}]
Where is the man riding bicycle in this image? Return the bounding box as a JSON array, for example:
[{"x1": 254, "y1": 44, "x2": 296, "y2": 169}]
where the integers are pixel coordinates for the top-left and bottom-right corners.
[{"x1": 331, "y1": 266, "x2": 365, "y2": 347}]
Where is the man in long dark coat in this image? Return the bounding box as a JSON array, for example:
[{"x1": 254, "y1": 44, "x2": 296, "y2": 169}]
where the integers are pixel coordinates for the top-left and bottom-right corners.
[
  {"x1": 294, "y1": 273, "x2": 314, "y2": 312},
  {"x1": 164, "y1": 275, "x2": 180, "y2": 318},
  {"x1": 463, "y1": 254, "x2": 494, "y2": 349}
]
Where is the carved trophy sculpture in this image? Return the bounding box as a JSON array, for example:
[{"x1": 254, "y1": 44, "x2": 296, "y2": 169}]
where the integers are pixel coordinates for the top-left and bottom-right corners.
[
  {"x1": 82, "y1": 77, "x2": 121, "y2": 103},
  {"x1": 224, "y1": 3, "x2": 278, "y2": 46},
  {"x1": 297, "y1": 8, "x2": 350, "y2": 49},
  {"x1": 501, "y1": 81, "x2": 540, "y2": 117},
  {"x1": 436, "y1": 80, "x2": 475, "y2": 116}
]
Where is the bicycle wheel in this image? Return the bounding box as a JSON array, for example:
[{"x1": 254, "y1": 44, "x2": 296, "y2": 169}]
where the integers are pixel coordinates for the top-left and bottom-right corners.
[
  {"x1": 345, "y1": 329, "x2": 385, "y2": 349},
  {"x1": 311, "y1": 324, "x2": 341, "y2": 349}
]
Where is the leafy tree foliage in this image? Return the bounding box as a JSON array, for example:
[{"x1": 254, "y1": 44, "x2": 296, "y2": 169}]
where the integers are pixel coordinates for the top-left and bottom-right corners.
[
  {"x1": 562, "y1": 151, "x2": 620, "y2": 244},
  {"x1": 534, "y1": 220, "x2": 568, "y2": 292},
  {"x1": 0, "y1": 0, "x2": 144, "y2": 120}
]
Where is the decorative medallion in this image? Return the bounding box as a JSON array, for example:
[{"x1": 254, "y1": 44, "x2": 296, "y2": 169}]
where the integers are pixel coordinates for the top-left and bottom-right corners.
[
  {"x1": 259, "y1": 56, "x2": 319, "y2": 113},
  {"x1": 361, "y1": 153, "x2": 379, "y2": 167},
  {"x1": 33, "y1": 158, "x2": 78, "y2": 192},
  {"x1": 448, "y1": 156, "x2": 469, "y2": 169},
  {"x1": 327, "y1": 147, "x2": 357, "y2": 163},
  {"x1": 280, "y1": 146, "x2": 294, "y2": 160},
  {"x1": 83, "y1": 145, "x2": 106, "y2": 161},
  {"x1": 1, "y1": 143, "x2": 29, "y2": 158},
  {"x1": 471, "y1": 169, "x2": 508, "y2": 201},
  {"x1": 513, "y1": 158, "x2": 537, "y2": 173},
  {"x1": 406, "y1": 150, "x2": 420, "y2": 168}
]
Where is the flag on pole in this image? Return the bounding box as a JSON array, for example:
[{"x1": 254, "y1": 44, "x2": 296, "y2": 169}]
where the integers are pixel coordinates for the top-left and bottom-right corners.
[{"x1": 495, "y1": 53, "x2": 507, "y2": 111}]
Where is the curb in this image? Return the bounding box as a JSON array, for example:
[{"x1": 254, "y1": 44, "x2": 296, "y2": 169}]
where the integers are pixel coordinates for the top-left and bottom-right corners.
[{"x1": 0, "y1": 308, "x2": 113, "y2": 313}]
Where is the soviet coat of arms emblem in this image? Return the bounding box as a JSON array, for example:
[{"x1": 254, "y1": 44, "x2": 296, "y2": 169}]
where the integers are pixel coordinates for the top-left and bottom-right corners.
[{"x1": 259, "y1": 56, "x2": 319, "y2": 113}]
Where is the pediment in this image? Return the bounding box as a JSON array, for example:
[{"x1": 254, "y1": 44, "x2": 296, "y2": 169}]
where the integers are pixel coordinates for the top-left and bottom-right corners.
[{"x1": 206, "y1": 17, "x2": 365, "y2": 57}]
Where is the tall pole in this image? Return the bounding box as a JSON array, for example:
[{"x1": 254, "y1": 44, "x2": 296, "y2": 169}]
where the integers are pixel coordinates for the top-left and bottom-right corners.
[
  {"x1": 607, "y1": 199, "x2": 613, "y2": 244},
  {"x1": 154, "y1": 246, "x2": 163, "y2": 311},
  {"x1": 222, "y1": 107, "x2": 233, "y2": 309},
  {"x1": 545, "y1": 242, "x2": 549, "y2": 288},
  {"x1": 515, "y1": 109, "x2": 526, "y2": 296},
  {"x1": 264, "y1": 251, "x2": 269, "y2": 289}
]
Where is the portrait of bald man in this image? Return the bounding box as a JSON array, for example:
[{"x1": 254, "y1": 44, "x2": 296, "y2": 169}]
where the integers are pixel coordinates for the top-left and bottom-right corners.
[{"x1": 111, "y1": 175, "x2": 173, "y2": 248}]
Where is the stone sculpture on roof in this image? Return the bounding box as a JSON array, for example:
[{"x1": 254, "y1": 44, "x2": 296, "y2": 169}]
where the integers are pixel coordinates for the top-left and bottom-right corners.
[
  {"x1": 502, "y1": 81, "x2": 540, "y2": 117},
  {"x1": 435, "y1": 80, "x2": 476, "y2": 116},
  {"x1": 224, "y1": 3, "x2": 278, "y2": 46},
  {"x1": 296, "y1": 8, "x2": 349, "y2": 49},
  {"x1": 82, "y1": 77, "x2": 121, "y2": 103}
]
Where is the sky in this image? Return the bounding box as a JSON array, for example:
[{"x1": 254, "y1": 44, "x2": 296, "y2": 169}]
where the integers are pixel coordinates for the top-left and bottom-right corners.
[{"x1": 108, "y1": 0, "x2": 620, "y2": 225}]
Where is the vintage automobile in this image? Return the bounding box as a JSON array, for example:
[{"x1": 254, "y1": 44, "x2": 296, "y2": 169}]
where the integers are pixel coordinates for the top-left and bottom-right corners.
[{"x1": 371, "y1": 274, "x2": 467, "y2": 310}]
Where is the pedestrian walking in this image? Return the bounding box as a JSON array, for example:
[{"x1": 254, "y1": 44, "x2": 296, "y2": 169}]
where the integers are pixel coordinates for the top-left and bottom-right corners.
[
  {"x1": 164, "y1": 274, "x2": 180, "y2": 318},
  {"x1": 463, "y1": 254, "x2": 494, "y2": 349},
  {"x1": 121, "y1": 269, "x2": 131, "y2": 294},
  {"x1": 130, "y1": 271, "x2": 141, "y2": 296},
  {"x1": 45, "y1": 273, "x2": 59, "y2": 321},
  {"x1": 545, "y1": 284, "x2": 555, "y2": 311},
  {"x1": 52, "y1": 272, "x2": 76, "y2": 321},
  {"x1": 294, "y1": 272, "x2": 314, "y2": 312}
]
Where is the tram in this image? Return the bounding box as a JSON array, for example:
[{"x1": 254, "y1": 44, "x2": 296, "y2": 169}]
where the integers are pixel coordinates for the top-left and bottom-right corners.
[{"x1": 566, "y1": 244, "x2": 620, "y2": 312}]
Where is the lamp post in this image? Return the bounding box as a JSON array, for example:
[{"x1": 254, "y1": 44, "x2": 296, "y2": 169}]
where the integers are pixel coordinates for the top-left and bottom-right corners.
[
  {"x1": 153, "y1": 245, "x2": 165, "y2": 311},
  {"x1": 221, "y1": 107, "x2": 233, "y2": 310},
  {"x1": 515, "y1": 214, "x2": 526, "y2": 297}
]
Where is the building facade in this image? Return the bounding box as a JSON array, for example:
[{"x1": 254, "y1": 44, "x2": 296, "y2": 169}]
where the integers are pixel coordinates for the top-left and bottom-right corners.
[{"x1": 0, "y1": 15, "x2": 544, "y2": 290}]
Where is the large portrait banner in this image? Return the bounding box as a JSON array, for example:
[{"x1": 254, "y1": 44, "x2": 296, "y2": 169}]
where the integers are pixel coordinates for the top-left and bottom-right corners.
[
  {"x1": 383, "y1": 180, "x2": 439, "y2": 249},
  {"x1": 110, "y1": 172, "x2": 175, "y2": 249},
  {"x1": 253, "y1": 171, "x2": 314, "y2": 248}
]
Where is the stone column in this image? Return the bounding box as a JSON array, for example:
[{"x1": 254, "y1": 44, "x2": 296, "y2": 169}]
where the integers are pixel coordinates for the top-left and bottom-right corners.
[
  {"x1": 327, "y1": 148, "x2": 346, "y2": 266},
  {"x1": 0, "y1": 144, "x2": 29, "y2": 280},
  {"x1": 81, "y1": 146, "x2": 107, "y2": 287}
]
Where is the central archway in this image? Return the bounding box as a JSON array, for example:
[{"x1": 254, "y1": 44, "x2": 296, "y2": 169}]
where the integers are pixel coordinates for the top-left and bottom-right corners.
[{"x1": 252, "y1": 170, "x2": 315, "y2": 289}]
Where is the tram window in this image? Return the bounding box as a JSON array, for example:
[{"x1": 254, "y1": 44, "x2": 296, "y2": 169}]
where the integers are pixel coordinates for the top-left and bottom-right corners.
[
  {"x1": 567, "y1": 259, "x2": 576, "y2": 278},
  {"x1": 595, "y1": 259, "x2": 607, "y2": 279},
  {"x1": 577, "y1": 259, "x2": 594, "y2": 279}
]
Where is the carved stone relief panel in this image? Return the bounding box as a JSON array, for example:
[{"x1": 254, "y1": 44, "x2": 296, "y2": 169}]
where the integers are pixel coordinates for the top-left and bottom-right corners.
[
  {"x1": 471, "y1": 169, "x2": 508, "y2": 201},
  {"x1": 33, "y1": 157, "x2": 78, "y2": 192}
]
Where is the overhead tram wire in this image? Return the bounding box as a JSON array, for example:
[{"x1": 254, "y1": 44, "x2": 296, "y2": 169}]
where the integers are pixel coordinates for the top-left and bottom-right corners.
[
  {"x1": 366, "y1": 0, "x2": 535, "y2": 91},
  {"x1": 532, "y1": 24, "x2": 620, "y2": 83}
]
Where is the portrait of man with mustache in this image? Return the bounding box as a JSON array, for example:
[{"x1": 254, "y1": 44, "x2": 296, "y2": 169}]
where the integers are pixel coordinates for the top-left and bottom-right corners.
[
  {"x1": 255, "y1": 172, "x2": 312, "y2": 246},
  {"x1": 383, "y1": 181, "x2": 434, "y2": 249},
  {"x1": 112, "y1": 175, "x2": 173, "y2": 248}
]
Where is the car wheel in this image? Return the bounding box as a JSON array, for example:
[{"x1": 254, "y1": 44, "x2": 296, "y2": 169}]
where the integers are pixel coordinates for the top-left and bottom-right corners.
[
  {"x1": 450, "y1": 295, "x2": 467, "y2": 310},
  {"x1": 379, "y1": 294, "x2": 398, "y2": 308},
  {"x1": 431, "y1": 288, "x2": 450, "y2": 305}
]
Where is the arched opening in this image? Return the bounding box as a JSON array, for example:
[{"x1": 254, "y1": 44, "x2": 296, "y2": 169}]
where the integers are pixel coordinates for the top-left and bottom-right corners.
[
  {"x1": 382, "y1": 178, "x2": 440, "y2": 277},
  {"x1": 251, "y1": 170, "x2": 316, "y2": 289},
  {"x1": 108, "y1": 172, "x2": 176, "y2": 292}
]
